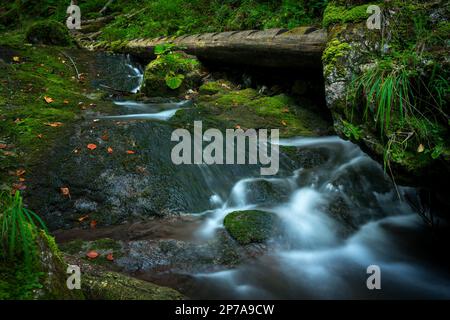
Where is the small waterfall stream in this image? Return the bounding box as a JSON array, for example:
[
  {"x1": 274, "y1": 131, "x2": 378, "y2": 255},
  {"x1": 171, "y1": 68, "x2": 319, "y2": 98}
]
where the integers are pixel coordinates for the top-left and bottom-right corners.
[{"x1": 58, "y1": 52, "x2": 450, "y2": 299}]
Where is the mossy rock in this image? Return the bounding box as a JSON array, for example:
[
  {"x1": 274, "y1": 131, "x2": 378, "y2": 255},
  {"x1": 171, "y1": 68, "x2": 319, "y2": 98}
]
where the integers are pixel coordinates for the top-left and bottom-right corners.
[
  {"x1": 199, "y1": 80, "x2": 234, "y2": 95},
  {"x1": 141, "y1": 52, "x2": 203, "y2": 97},
  {"x1": 223, "y1": 210, "x2": 279, "y2": 245},
  {"x1": 26, "y1": 21, "x2": 71, "y2": 46},
  {"x1": 83, "y1": 271, "x2": 184, "y2": 300}
]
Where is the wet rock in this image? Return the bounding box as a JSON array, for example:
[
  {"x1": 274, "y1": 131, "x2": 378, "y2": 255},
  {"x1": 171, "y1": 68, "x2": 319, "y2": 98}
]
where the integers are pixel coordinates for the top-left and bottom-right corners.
[{"x1": 224, "y1": 210, "x2": 279, "y2": 245}]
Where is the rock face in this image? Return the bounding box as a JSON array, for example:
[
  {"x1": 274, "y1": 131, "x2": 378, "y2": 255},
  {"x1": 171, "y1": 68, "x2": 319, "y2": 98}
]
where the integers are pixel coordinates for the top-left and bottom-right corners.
[
  {"x1": 224, "y1": 210, "x2": 279, "y2": 245},
  {"x1": 321, "y1": 1, "x2": 450, "y2": 212}
]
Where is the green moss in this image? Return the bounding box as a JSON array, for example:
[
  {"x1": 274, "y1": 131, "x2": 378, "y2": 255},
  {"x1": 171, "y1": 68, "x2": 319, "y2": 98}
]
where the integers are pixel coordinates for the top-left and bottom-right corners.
[
  {"x1": 223, "y1": 210, "x2": 278, "y2": 245},
  {"x1": 322, "y1": 38, "x2": 351, "y2": 76},
  {"x1": 199, "y1": 80, "x2": 234, "y2": 95},
  {"x1": 342, "y1": 120, "x2": 362, "y2": 141},
  {"x1": 83, "y1": 271, "x2": 183, "y2": 300},
  {"x1": 323, "y1": 3, "x2": 376, "y2": 28},
  {"x1": 25, "y1": 20, "x2": 71, "y2": 46}
]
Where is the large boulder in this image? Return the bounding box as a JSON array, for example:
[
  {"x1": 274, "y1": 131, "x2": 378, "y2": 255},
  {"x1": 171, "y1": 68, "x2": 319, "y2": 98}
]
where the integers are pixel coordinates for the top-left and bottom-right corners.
[{"x1": 26, "y1": 21, "x2": 71, "y2": 46}]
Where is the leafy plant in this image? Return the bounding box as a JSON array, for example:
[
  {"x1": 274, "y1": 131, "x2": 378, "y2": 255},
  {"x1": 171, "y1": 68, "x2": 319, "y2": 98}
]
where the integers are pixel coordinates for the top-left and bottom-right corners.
[{"x1": 1, "y1": 191, "x2": 47, "y2": 269}]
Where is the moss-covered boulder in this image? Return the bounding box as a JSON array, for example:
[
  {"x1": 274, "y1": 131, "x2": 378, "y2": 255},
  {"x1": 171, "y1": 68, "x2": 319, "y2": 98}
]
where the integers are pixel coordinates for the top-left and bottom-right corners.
[
  {"x1": 141, "y1": 51, "x2": 204, "y2": 97},
  {"x1": 224, "y1": 210, "x2": 279, "y2": 245},
  {"x1": 26, "y1": 21, "x2": 71, "y2": 46},
  {"x1": 172, "y1": 85, "x2": 332, "y2": 137},
  {"x1": 83, "y1": 271, "x2": 184, "y2": 300}
]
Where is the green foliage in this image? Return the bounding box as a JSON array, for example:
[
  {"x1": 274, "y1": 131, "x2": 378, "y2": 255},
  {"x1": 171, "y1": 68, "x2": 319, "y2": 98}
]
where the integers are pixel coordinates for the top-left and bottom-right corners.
[
  {"x1": 322, "y1": 39, "x2": 351, "y2": 76},
  {"x1": 0, "y1": 191, "x2": 47, "y2": 269},
  {"x1": 100, "y1": 0, "x2": 327, "y2": 41},
  {"x1": 342, "y1": 120, "x2": 362, "y2": 141},
  {"x1": 148, "y1": 44, "x2": 199, "y2": 90}
]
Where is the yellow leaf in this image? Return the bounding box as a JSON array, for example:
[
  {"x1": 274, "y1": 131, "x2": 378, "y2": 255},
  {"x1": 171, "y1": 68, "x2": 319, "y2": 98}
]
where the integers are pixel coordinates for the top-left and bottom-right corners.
[
  {"x1": 44, "y1": 96, "x2": 54, "y2": 104},
  {"x1": 417, "y1": 144, "x2": 425, "y2": 153},
  {"x1": 12, "y1": 56, "x2": 20, "y2": 62}
]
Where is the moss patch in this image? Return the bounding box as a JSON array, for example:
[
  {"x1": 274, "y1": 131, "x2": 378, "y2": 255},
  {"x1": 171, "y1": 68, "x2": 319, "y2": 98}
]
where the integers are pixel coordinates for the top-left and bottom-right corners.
[
  {"x1": 223, "y1": 210, "x2": 278, "y2": 245},
  {"x1": 25, "y1": 20, "x2": 71, "y2": 46},
  {"x1": 323, "y1": 3, "x2": 376, "y2": 28}
]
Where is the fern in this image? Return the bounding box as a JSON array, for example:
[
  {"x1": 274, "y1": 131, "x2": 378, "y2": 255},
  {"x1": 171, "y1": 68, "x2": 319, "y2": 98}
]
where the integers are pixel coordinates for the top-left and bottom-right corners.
[{"x1": 1, "y1": 191, "x2": 48, "y2": 270}]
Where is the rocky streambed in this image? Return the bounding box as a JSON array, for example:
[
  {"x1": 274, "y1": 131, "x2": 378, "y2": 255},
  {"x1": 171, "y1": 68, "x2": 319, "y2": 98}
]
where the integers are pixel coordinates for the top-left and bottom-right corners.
[{"x1": 22, "y1": 50, "x2": 450, "y2": 299}]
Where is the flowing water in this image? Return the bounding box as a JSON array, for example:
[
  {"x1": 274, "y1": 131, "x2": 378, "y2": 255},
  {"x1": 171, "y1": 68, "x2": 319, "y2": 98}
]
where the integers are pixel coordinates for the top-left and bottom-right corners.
[{"x1": 62, "y1": 52, "x2": 450, "y2": 299}]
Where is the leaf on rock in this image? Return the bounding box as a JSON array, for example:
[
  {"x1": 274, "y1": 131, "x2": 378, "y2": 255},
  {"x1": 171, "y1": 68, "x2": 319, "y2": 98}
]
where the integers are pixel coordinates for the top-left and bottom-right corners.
[
  {"x1": 86, "y1": 250, "x2": 99, "y2": 259},
  {"x1": 44, "y1": 96, "x2": 54, "y2": 104},
  {"x1": 45, "y1": 122, "x2": 63, "y2": 127},
  {"x1": 87, "y1": 143, "x2": 97, "y2": 150}
]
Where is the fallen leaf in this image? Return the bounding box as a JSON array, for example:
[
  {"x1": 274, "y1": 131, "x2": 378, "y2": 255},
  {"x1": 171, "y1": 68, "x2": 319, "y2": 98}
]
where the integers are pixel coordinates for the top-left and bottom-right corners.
[
  {"x1": 90, "y1": 220, "x2": 97, "y2": 229},
  {"x1": 19, "y1": 177, "x2": 26, "y2": 182},
  {"x1": 417, "y1": 144, "x2": 425, "y2": 153},
  {"x1": 282, "y1": 108, "x2": 290, "y2": 113},
  {"x1": 45, "y1": 122, "x2": 63, "y2": 127},
  {"x1": 3, "y1": 151, "x2": 16, "y2": 156},
  {"x1": 16, "y1": 169, "x2": 26, "y2": 176},
  {"x1": 60, "y1": 187, "x2": 70, "y2": 197},
  {"x1": 44, "y1": 96, "x2": 54, "y2": 104},
  {"x1": 126, "y1": 150, "x2": 136, "y2": 155},
  {"x1": 0, "y1": 144, "x2": 7, "y2": 149},
  {"x1": 87, "y1": 143, "x2": 97, "y2": 151},
  {"x1": 36, "y1": 134, "x2": 43, "y2": 139},
  {"x1": 78, "y1": 215, "x2": 89, "y2": 222},
  {"x1": 235, "y1": 125, "x2": 241, "y2": 129},
  {"x1": 12, "y1": 56, "x2": 20, "y2": 63},
  {"x1": 12, "y1": 183, "x2": 26, "y2": 191},
  {"x1": 63, "y1": 99, "x2": 70, "y2": 104},
  {"x1": 86, "y1": 251, "x2": 99, "y2": 259},
  {"x1": 101, "y1": 134, "x2": 109, "y2": 141},
  {"x1": 106, "y1": 253, "x2": 114, "y2": 261},
  {"x1": 14, "y1": 118, "x2": 22, "y2": 124},
  {"x1": 107, "y1": 147, "x2": 113, "y2": 154},
  {"x1": 281, "y1": 120, "x2": 287, "y2": 126}
]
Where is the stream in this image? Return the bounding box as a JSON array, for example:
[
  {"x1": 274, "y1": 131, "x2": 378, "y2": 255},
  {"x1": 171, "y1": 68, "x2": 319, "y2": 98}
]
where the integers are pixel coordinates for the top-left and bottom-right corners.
[{"x1": 52, "y1": 52, "x2": 450, "y2": 299}]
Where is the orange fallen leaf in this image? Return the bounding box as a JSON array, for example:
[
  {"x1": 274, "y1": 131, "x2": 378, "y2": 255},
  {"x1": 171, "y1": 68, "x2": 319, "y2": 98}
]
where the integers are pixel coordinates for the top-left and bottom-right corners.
[
  {"x1": 78, "y1": 215, "x2": 89, "y2": 222},
  {"x1": 16, "y1": 169, "x2": 26, "y2": 176},
  {"x1": 3, "y1": 151, "x2": 15, "y2": 156},
  {"x1": 60, "y1": 187, "x2": 70, "y2": 197},
  {"x1": 36, "y1": 134, "x2": 43, "y2": 139},
  {"x1": 12, "y1": 183, "x2": 26, "y2": 191},
  {"x1": 107, "y1": 147, "x2": 113, "y2": 154},
  {"x1": 235, "y1": 125, "x2": 241, "y2": 129},
  {"x1": 45, "y1": 122, "x2": 63, "y2": 127},
  {"x1": 126, "y1": 150, "x2": 136, "y2": 155},
  {"x1": 90, "y1": 220, "x2": 97, "y2": 229},
  {"x1": 44, "y1": 96, "x2": 54, "y2": 104},
  {"x1": 19, "y1": 177, "x2": 26, "y2": 182},
  {"x1": 106, "y1": 253, "x2": 114, "y2": 261},
  {"x1": 101, "y1": 134, "x2": 109, "y2": 141},
  {"x1": 87, "y1": 143, "x2": 97, "y2": 151},
  {"x1": 63, "y1": 99, "x2": 70, "y2": 104},
  {"x1": 86, "y1": 251, "x2": 99, "y2": 259},
  {"x1": 0, "y1": 143, "x2": 7, "y2": 149}
]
